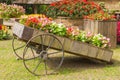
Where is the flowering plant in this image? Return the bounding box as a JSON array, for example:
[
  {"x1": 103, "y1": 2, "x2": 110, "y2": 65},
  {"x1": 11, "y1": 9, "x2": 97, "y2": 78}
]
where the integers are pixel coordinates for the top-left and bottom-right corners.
[
  {"x1": 84, "y1": 11, "x2": 116, "y2": 20},
  {"x1": 0, "y1": 3, "x2": 25, "y2": 19},
  {"x1": 0, "y1": 25, "x2": 9, "y2": 40},
  {"x1": 91, "y1": 34, "x2": 111, "y2": 48},
  {"x1": 46, "y1": 0, "x2": 102, "y2": 18},
  {"x1": 45, "y1": 22, "x2": 67, "y2": 36},
  {"x1": 19, "y1": 14, "x2": 52, "y2": 29}
]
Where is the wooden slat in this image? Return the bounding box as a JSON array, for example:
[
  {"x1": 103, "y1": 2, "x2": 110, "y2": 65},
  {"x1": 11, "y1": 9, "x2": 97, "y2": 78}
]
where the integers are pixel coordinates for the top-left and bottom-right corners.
[
  {"x1": 63, "y1": 38, "x2": 73, "y2": 51},
  {"x1": 70, "y1": 41, "x2": 82, "y2": 55},
  {"x1": 88, "y1": 45, "x2": 98, "y2": 58},
  {"x1": 77, "y1": 42, "x2": 89, "y2": 56}
]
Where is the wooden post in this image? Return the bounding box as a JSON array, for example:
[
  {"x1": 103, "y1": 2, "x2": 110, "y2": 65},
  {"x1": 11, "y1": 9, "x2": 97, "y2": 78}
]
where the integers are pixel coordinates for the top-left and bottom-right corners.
[{"x1": 33, "y1": 5, "x2": 37, "y2": 14}]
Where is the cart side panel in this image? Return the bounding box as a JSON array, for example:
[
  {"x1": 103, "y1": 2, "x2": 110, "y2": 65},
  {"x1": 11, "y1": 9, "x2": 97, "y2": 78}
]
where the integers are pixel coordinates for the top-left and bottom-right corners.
[
  {"x1": 13, "y1": 22, "x2": 34, "y2": 40},
  {"x1": 88, "y1": 46, "x2": 98, "y2": 58},
  {"x1": 63, "y1": 38, "x2": 73, "y2": 51},
  {"x1": 22, "y1": 27, "x2": 34, "y2": 40},
  {"x1": 70, "y1": 41, "x2": 82, "y2": 54},
  {"x1": 96, "y1": 49, "x2": 113, "y2": 62}
]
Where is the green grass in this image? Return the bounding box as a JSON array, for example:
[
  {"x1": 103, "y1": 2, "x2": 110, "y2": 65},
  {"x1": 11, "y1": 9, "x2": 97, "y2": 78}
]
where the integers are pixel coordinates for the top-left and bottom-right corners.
[{"x1": 0, "y1": 30, "x2": 120, "y2": 80}]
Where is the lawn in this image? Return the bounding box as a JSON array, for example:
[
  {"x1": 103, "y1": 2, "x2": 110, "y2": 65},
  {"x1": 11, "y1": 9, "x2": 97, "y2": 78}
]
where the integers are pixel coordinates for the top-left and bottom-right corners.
[{"x1": 0, "y1": 29, "x2": 120, "y2": 80}]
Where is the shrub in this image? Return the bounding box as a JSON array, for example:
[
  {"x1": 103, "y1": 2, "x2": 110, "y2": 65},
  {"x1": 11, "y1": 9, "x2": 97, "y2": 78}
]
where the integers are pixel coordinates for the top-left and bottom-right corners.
[{"x1": 0, "y1": 25, "x2": 9, "y2": 40}]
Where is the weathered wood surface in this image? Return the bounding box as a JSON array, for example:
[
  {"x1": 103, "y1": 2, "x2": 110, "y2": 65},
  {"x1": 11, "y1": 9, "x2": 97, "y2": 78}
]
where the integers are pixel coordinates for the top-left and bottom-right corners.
[
  {"x1": 13, "y1": 22, "x2": 34, "y2": 40},
  {"x1": 54, "y1": 17, "x2": 84, "y2": 30},
  {"x1": 84, "y1": 19, "x2": 117, "y2": 48},
  {"x1": 12, "y1": 22, "x2": 113, "y2": 62}
]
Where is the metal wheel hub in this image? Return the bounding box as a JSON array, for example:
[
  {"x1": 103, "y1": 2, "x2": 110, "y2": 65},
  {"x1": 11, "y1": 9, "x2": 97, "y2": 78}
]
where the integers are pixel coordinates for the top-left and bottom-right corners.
[{"x1": 40, "y1": 50, "x2": 48, "y2": 60}]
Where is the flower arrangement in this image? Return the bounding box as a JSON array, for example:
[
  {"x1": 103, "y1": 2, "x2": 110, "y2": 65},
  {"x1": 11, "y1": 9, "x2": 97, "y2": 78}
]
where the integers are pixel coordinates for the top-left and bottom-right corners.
[
  {"x1": 0, "y1": 25, "x2": 9, "y2": 40},
  {"x1": 0, "y1": 3, "x2": 25, "y2": 19},
  {"x1": 19, "y1": 14, "x2": 111, "y2": 48},
  {"x1": 46, "y1": 0, "x2": 102, "y2": 18}
]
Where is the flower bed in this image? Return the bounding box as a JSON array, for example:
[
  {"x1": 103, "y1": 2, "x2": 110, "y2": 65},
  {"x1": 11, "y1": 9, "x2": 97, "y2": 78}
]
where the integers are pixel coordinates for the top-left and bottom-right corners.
[{"x1": 19, "y1": 14, "x2": 111, "y2": 48}]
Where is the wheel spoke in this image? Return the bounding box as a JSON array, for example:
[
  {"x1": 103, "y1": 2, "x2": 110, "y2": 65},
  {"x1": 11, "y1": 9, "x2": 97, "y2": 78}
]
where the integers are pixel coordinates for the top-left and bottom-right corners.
[
  {"x1": 46, "y1": 38, "x2": 55, "y2": 51},
  {"x1": 47, "y1": 51, "x2": 62, "y2": 55},
  {"x1": 14, "y1": 45, "x2": 25, "y2": 51},
  {"x1": 33, "y1": 59, "x2": 43, "y2": 73},
  {"x1": 23, "y1": 47, "x2": 39, "y2": 61},
  {"x1": 30, "y1": 47, "x2": 35, "y2": 59},
  {"x1": 44, "y1": 60, "x2": 47, "y2": 75}
]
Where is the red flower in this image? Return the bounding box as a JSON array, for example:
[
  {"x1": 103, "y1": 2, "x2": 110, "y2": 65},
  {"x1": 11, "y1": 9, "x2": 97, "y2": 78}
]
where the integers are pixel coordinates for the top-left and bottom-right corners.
[
  {"x1": 66, "y1": 27, "x2": 73, "y2": 35},
  {"x1": 69, "y1": 10, "x2": 73, "y2": 14},
  {"x1": 83, "y1": 0, "x2": 87, "y2": 2},
  {"x1": 0, "y1": 25, "x2": 2, "y2": 30},
  {"x1": 50, "y1": 2, "x2": 56, "y2": 6}
]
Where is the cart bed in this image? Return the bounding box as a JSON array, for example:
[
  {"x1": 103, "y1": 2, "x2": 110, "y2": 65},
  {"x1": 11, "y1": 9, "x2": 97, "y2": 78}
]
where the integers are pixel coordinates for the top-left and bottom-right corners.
[{"x1": 13, "y1": 22, "x2": 113, "y2": 62}]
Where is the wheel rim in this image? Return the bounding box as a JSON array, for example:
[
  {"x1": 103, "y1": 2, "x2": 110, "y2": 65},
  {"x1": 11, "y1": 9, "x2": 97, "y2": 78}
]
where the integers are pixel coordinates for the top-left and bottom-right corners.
[
  {"x1": 23, "y1": 34, "x2": 64, "y2": 76},
  {"x1": 12, "y1": 35, "x2": 26, "y2": 59}
]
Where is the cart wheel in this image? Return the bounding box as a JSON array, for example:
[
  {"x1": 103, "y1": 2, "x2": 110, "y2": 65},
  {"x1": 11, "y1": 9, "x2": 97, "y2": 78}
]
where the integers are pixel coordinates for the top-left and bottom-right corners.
[
  {"x1": 23, "y1": 34, "x2": 64, "y2": 76},
  {"x1": 12, "y1": 35, "x2": 26, "y2": 60}
]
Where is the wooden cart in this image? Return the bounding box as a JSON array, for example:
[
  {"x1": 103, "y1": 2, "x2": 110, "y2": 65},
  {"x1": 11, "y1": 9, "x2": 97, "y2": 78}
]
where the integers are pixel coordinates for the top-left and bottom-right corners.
[{"x1": 12, "y1": 22, "x2": 113, "y2": 76}]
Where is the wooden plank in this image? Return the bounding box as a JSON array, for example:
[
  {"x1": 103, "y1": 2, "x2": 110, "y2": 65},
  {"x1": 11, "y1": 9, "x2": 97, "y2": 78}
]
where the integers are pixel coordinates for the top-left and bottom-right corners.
[
  {"x1": 51, "y1": 36, "x2": 64, "y2": 49},
  {"x1": 70, "y1": 41, "x2": 82, "y2": 54},
  {"x1": 88, "y1": 45, "x2": 98, "y2": 58},
  {"x1": 96, "y1": 49, "x2": 104, "y2": 59},
  {"x1": 96, "y1": 48, "x2": 113, "y2": 62},
  {"x1": 13, "y1": 22, "x2": 34, "y2": 40},
  {"x1": 78, "y1": 42, "x2": 89, "y2": 56},
  {"x1": 63, "y1": 38, "x2": 73, "y2": 51},
  {"x1": 101, "y1": 50, "x2": 113, "y2": 62},
  {"x1": 84, "y1": 19, "x2": 90, "y2": 32}
]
